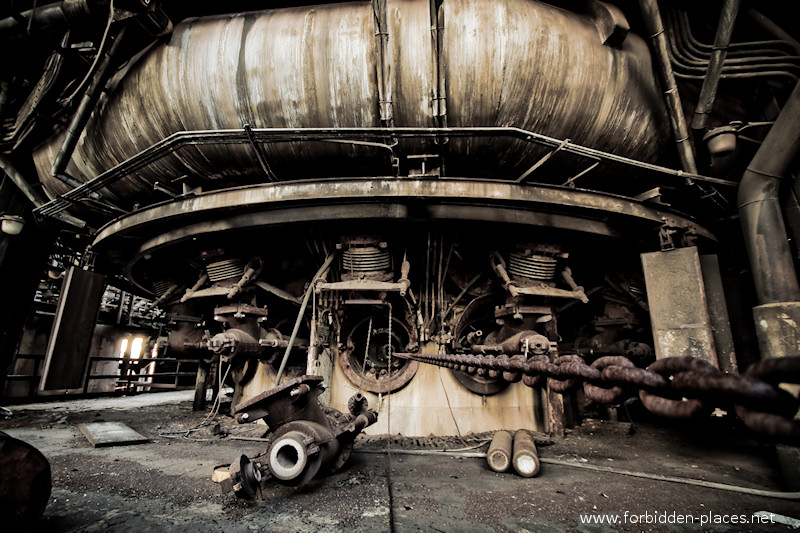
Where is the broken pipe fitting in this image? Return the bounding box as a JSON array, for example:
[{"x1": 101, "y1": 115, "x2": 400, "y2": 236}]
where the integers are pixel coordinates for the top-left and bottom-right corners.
[{"x1": 219, "y1": 376, "x2": 378, "y2": 496}]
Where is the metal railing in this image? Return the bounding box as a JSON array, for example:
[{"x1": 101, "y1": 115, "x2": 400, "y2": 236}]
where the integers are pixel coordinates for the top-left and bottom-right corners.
[{"x1": 33, "y1": 126, "x2": 737, "y2": 222}]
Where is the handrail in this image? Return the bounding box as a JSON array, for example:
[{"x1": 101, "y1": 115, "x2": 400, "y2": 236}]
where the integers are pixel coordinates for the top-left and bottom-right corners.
[{"x1": 34, "y1": 126, "x2": 737, "y2": 220}]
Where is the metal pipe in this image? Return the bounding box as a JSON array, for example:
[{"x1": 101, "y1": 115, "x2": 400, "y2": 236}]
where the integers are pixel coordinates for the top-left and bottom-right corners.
[
  {"x1": 692, "y1": 0, "x2": 741, "y2": 133},
  {"x1": 512, "y1": 429, "x2": 541, "y2": 477},
  {"x1": 638, "y1": 0, "x2": 698, "y2": 175},
  {"x1": 35, "y1": 125, "x2": 739, "y2": 220},
  {"x1": 487, "y1": 430, "x2": 512, "y2": 473},
  {"x1": 738, "y1": 81, "x2": 800, "y2": 305},
  {"x1": 0, "y1": 154, "x2": 85, "y2": 227},
  {"x1": 747, "y1": 9, "x2": 800, "y2": 56},
  {"x1": 0, "y1": 0, "x2": 98, "y2": 42},
  {"x1": 51, "y1": 25, "x2": 126, "y2": 192},
  {"x1": 0, "y1": 154, "x2": 46, "y2": 207},
  {"x1": 373, "y1": 0, "x2": 393, "y2": 126},
  {"x1": 274, "y1": 251, "x2": 337, "y2": 386}
]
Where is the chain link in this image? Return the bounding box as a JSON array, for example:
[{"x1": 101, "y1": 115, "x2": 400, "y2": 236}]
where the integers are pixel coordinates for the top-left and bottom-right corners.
[{"x1": 394, "y1": 351, "x2": 800, "y2": 443}]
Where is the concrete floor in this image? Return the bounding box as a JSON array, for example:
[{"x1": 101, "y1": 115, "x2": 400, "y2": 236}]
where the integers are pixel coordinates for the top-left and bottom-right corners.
[{"x1": 2, "y1": 391, "x2": 799, "y2": 532}]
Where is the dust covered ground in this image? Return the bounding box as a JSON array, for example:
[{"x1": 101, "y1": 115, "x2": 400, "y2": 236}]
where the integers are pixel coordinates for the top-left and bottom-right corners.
[{"x1": 2, "y1": 391, "x2": 799, "y2": 532}]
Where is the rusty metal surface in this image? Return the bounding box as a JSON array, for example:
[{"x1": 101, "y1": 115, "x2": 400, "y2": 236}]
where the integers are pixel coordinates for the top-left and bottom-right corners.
[
  {"x1": 40, "y1": 266, "x2": 106, "y2": 392},
  {"x1": 0, "y1": 431, "x2": 52, "y2": 530},
  {"x1": 227, "y1": 376, "x2": 378, "y2": 491},
  {"x1": 641, "y1": 247, "x2": 718, "y2": 365},
  {"x1": 33, "y1": 0, "x2": 668, "y2": 202},
  {"x1": 444, "y1": 0, "x2": 667, "y2": 175},
  {"x1": 87, "y1": 179, "x2": 716, "y2": 292},
  {"x1": 393, "y1": 350, "x2": 800, "y2": 443}
]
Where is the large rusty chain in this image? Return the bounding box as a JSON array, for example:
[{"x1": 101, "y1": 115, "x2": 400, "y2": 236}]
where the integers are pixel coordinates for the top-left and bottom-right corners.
[{"x1": 394, "y1": 352, "x2": 800, "y2": 443}]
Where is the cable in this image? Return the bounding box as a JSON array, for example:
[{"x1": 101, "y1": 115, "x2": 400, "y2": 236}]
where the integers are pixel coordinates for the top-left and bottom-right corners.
[
  {"x1": 438, "y1": 366, "x2": 464, "y2": 440},
  {"x1": 355, "y1": 448, "x2": 800, "y2": 500},
  {"x1": 64, "y1": 0, "x2": 115, "y2": 104},
  {"x1": 158, "y1": 361, "x2": 231, "y2": 441},
  {"x1": 538, "y1": 458, "x2": 800, "y2": 500},
  {"x1": 386, "y1": 303, "x2": 396, "y2": 533}
]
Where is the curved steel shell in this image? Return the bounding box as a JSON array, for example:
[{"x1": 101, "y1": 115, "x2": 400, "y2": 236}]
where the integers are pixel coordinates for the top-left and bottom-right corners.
[{"x1": 34, "y1": 0, "x2": 668, "y2": 202}]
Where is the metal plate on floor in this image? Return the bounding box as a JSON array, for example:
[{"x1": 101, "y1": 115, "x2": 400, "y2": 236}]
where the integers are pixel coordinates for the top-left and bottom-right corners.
[{"x1": 77, "y1": 422, "x2": 149, "y2": 448}]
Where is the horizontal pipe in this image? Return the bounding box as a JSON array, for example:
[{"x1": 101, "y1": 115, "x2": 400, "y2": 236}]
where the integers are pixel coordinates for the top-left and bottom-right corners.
[
  {"x1": 35, "y1": 126, "x2": 737, "y2": 219},
  {"x1": 738, "y1": 81, "x2": 800, "y2": 305},
  {"x1": 0, "y1": 0, "x2": 99, "y2": 42}
]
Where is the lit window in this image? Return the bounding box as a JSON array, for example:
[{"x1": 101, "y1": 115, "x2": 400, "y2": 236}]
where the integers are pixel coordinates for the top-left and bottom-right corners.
[
  {"x1": 131, "y1": 337, "x2": 144, "y2": 360},
  {"x1": 119, "y1": 338, "x2": 129, "y2": 358}
]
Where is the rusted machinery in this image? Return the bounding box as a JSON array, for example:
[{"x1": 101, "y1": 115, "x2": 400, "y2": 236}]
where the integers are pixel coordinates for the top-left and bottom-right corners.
[
  {"x1": 1, "y1": 0, "x2": 800, "y2": 442},
  {"x1": 219, "y1": 375, "x2": 377, "y2": 497}
]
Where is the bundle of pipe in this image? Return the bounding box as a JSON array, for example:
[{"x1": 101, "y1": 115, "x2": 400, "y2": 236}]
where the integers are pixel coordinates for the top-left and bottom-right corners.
[{"x1": 664, "y1": 6, "x2": 800, "y2": 81}]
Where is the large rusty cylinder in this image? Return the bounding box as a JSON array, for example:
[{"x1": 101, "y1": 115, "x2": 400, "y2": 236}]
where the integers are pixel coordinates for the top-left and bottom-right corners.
[
  {"x1": 487, "y1": 430, "x2": 513, "y2": 473},
  {"x1": 512, "y1": 429, "x2": 541, "y2": 478},
  {"x1": 0, "y1": 432, "x2": 52, "y2": 530},
  {"x1": 33, "y1": 0, "x2": 668, "y2": 204}
]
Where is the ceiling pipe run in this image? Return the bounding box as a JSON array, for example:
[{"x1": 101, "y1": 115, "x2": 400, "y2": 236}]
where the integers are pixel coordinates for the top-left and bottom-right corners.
[{"x1": 691, "y1": 0, "x2": 741, "y2": 134}]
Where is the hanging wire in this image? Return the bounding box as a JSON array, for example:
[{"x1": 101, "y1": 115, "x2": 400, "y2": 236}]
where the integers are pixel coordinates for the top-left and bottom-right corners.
[
  {"x1": 64, "y1": 0, "x2": 116, "y2": 104},
  {"x1": 158, "y1": 360, "x2": 232, "y2": 441}
]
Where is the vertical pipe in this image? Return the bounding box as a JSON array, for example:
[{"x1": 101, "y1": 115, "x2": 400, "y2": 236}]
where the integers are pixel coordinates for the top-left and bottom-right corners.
[
  {"x1": 193, "y1": 361, "x2": 209, "y2": 412},
  {"x1": 691, "y1": 0, "x2": 741, "y2": 133},
  {"x1": 274, "y1": 251, "x2": 337, "y2": 386},
  {"x1": 429, "y1": 0, "x2": 447, "y2": 127},
  {"x1": 373, "y1": 0, "x2": 393, "y2": 126},
  {"x1": 638, "y1": 0, "x2": 698, "y2": 175},
  {"x1": 738, "y1": 81, "x2": 800, "y2": 306},
  {"x1": 51, "y1": 25, "x2": 126, "y2": 190}
]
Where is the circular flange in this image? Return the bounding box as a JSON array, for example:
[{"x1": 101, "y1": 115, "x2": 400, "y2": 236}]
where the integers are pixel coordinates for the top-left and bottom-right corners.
[
  {"x1": 339, "y1": 314, "x2": 419, "y2": 394},
  {"x1": 268, "y1": 431, "x2": 309, "y2": 481}
]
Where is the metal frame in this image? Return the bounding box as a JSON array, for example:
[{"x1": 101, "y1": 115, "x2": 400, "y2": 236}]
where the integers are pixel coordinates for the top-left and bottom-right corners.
[
  {"x1": 88, "y1": 178, "x2": 715, "y2": 295},
  {"x1": 34, "y1": 126, "x2": 737, "y2": 220}
]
